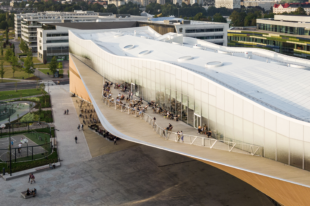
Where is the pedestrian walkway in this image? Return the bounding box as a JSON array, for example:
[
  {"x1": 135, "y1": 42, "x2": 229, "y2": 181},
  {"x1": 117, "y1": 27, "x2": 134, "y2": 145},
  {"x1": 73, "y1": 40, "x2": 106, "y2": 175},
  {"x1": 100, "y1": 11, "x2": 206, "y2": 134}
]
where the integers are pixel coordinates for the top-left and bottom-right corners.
[{"x1": 48, "y1": 85, "x2": 91, "y2": 165}]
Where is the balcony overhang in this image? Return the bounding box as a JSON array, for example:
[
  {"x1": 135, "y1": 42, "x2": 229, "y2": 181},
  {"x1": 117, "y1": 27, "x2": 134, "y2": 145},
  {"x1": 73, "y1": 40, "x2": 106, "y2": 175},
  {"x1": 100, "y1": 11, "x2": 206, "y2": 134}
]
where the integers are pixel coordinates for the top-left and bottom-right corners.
[{"x1": 70, "y1": 53, "x2": 310, "y2": 206}]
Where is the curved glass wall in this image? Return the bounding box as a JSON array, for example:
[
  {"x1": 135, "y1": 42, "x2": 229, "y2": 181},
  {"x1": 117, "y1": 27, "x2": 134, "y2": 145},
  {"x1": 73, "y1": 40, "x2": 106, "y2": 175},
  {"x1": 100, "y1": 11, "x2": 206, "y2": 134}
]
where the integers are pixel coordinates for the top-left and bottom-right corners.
[{"x1": 69, "y1": 31, "x2": 310, "y2": 171}]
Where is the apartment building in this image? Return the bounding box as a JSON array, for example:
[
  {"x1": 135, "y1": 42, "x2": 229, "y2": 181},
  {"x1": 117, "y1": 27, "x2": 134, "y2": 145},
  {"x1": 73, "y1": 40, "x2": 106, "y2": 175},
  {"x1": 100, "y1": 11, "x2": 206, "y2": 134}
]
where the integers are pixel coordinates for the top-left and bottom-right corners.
[
  {"x1": 273, "y1": 2, "x2": 310, "y2": 15},
  {"x1": 16, "y1": 10, "x2": 101, "y2": 52}
]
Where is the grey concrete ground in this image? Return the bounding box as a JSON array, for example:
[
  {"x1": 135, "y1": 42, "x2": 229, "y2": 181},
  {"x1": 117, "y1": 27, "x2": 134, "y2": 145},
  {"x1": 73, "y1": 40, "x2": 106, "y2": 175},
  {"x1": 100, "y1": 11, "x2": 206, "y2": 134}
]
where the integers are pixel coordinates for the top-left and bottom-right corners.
[
  {"x1": 48, "y1": 85, "x2": 92, "y2": 166},
  {"x1": 0, "y1": 144, "x2": 274, "y2": 206},
  {"x1": 0, "y1": 85, "x2": 275, "y2": 206}
]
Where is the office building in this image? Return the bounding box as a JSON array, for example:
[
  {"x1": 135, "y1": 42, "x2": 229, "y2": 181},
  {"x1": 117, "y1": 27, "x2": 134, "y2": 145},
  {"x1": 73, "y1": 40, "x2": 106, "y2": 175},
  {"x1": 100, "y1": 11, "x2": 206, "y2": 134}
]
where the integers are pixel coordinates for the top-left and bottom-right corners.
[
  {"x1": 243, "y1": 0, "x2": 279, "y2": 11},
  {"x1": 17, "y1": 10, "x2": 101, "y2": 52},
  {"x1": 69, "y1": 26, "x2": 310, "y2": 206},
  {"x1": 228, "y1": 15, "x2": 310, "y2": 59},
  {"x1": 215, "y1": 0, "x2": 241, "y2": 9},
  {"x1": 37, "y1": 17, "x2": 227, "y2": 62}
]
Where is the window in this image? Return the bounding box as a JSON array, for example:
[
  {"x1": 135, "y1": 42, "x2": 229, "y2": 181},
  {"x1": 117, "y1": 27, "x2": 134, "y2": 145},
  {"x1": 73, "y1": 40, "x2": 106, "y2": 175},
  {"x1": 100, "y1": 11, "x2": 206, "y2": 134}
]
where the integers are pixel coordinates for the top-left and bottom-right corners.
[
  {"x1": 40, "y1": 32, "x2": 42, "y2": 37},
  {"x1": 47, "y1": 33, "x2": 68, "y2": 37},
  {"x1": 179, "y1": 28, "x2": 183, "y2": 33},
  {"x1": 46, "y1": 39, "x2": 68, "y2": 43},
  {"x1": 185, "y1": 29, "x2": 195, "y2": 33},
  {"x1": 214, "y1": 28, "x2": 223, "y2": 32}
]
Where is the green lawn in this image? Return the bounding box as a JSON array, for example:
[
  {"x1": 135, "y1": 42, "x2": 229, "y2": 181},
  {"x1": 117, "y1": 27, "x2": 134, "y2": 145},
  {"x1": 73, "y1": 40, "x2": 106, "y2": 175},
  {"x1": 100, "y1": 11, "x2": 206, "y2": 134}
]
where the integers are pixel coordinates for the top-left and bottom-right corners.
[
  {"x1": 0, "y1": 66, "x2": 35, "y2": 79},
  {"x1": 24, "y1": 132, "x2": 50, "y2": 145},
  {"x1": 0, "y1": 79, "x2": 19, "y2": 83},
  {"x1": 39, "y1": 69, "x2": 63, "y2": 75},
  {"x1": 0, "y1": 88, "x2": 44, "y2": 100},
  {"x1": 35, "y1": 64, "x2": 50, "y2": 68},
  {"x1": 21, "y1": 57, "x2": 41, "y2": 64}
]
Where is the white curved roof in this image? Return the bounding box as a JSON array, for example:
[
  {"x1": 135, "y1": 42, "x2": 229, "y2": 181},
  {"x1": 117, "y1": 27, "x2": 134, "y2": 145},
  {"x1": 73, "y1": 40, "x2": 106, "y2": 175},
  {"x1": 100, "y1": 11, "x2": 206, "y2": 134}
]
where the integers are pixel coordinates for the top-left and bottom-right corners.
[{"x1": 70, "y1": 27, "x2": 310, "y2": 122}]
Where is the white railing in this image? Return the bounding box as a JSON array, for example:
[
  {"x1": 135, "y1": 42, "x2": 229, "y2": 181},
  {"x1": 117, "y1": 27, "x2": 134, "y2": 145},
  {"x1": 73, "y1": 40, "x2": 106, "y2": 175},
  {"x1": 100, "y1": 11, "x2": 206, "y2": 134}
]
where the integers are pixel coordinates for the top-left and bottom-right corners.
[{"x1": 104, "y1": 98, "x2": 263, "y2": 157}]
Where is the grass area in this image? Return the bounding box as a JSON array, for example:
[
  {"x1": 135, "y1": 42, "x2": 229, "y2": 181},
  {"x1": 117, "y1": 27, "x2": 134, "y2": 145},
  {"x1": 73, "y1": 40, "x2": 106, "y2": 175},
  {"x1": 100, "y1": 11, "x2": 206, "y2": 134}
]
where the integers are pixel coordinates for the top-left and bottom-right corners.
[
  {"x1": 38, "y1": 69, "x2": 50, "y2": 75},
  {"x1": 24, "y1": 132, "x2": 50, "y2": 145},
  {"x1": 0, "y1": 79, "x2": 19, "y2": 83},
  {"x1": 0, "y1": 88, "x2": 44, "y2": 100},
  {"x1": 35, "y1": 64, "x2": 50, "y2": 69},
  {"x1": 0, "y1": 66, "x2": 35, "y2": 79},
  {"x1": 39, "y1": 69, "x2": 63, "y2": 75},
  {"x1": 0, "y1": 127, "x2": 55, "y2": 138},
  {"x1": 0, "y1": 150, "x2": 58, "y2": 173},
  {"x1": 21, "y1": 56, "x2": 41, "y2": 64},
  {"x1": 36, "y1": 110, "x2": 53, "y2": 123}
]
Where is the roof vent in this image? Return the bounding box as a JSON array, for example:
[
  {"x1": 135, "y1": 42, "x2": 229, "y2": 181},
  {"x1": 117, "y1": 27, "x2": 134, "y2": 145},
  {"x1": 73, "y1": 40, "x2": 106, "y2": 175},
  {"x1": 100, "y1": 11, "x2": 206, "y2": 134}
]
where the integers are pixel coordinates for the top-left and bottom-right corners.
[
  {"x1": 114, "y1": 34, "x2": 123, "y2": 38},
  {"x1": 205, "y1": 61, "x2": 223, "y2": 69},
  {"x1": 178, "y1": 56, "x2": 194, "y2": 62},
  {"x1": 139, "y1": 50, "x2": 152, "y2": 56},
  {"x1": 123, "y1": 45, "x2": 135, "y2": 50},
  {"x1": 193, "y1": 44, "x2": 203, "y2": 49}
]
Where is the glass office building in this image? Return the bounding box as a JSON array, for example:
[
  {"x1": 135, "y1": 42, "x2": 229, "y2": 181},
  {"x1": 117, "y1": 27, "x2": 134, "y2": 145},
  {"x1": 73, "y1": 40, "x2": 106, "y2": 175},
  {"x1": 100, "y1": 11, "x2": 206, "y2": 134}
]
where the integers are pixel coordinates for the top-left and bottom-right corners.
[{"x1": 228, "y1": 15, "x2": 310, "y2": 59}]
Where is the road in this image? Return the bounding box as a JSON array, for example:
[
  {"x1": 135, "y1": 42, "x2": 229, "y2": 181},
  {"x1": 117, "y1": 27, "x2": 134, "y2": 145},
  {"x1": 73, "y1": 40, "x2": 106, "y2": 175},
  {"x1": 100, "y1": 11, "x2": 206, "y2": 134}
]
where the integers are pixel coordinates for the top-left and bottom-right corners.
[{"x1": 0, "y1": 79, "x2": 69, "y2": 91}]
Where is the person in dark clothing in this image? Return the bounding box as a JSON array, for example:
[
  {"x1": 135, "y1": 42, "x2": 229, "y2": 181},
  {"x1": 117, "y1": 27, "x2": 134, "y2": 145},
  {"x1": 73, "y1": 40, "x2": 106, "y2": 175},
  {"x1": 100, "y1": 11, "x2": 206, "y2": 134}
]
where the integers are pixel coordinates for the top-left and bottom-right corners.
[
  {"x1": 75, "y1": 136, "x2": 78, "y2": 143},
  {"x1": 114, "y1": 137, "x2": 117, "y2": 145}
]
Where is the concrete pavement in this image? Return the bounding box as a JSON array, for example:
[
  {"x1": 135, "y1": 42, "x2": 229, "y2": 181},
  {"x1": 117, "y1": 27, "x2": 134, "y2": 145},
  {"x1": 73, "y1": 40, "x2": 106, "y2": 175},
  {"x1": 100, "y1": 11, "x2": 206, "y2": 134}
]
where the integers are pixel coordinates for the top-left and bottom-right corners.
[{"x1": 48, "y1": 85, "x2": 92, "y2": 165}]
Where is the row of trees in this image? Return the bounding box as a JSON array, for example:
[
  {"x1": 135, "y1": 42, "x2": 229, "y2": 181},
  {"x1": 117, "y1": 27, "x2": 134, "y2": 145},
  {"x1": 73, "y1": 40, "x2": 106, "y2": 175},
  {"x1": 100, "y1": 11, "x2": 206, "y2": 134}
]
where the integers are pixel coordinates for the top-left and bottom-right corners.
[
  {"x1": 229, "y1": 7, "x2": 306, "y2": 27},
  {"x1": 0, "y1": 12, "x2": 14, "y2": 30}
]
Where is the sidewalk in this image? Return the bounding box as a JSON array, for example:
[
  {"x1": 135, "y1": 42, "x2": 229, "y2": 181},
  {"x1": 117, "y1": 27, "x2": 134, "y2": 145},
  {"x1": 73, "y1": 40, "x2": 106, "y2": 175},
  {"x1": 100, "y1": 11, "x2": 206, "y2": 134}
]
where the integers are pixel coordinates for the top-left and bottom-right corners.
[{"x1": 48, "y1": 85, "x2": 91, "y2": 165}]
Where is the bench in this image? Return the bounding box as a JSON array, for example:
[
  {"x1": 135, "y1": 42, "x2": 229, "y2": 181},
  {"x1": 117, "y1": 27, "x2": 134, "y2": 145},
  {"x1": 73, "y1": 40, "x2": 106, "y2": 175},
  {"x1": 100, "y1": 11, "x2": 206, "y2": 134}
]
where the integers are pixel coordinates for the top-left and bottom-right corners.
[{"x1": 21, "y1": 191, "x2": 35, "y2": 199}]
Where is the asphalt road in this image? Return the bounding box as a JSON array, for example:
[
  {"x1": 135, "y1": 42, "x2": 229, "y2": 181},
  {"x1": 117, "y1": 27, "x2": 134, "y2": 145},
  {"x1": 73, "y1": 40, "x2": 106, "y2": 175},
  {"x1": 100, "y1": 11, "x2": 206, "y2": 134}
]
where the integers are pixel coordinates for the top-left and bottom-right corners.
[{"x1": 0, "y1": 79, "x2": 69, "y2": 91}]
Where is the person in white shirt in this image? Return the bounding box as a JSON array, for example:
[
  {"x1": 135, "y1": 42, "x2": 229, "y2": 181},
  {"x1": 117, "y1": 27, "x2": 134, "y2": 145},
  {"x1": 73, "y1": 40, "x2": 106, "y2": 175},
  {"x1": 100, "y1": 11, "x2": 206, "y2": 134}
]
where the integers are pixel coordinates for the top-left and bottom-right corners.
[{"x1": 18, "y1": 143, "x2": 22, "y2": 153}]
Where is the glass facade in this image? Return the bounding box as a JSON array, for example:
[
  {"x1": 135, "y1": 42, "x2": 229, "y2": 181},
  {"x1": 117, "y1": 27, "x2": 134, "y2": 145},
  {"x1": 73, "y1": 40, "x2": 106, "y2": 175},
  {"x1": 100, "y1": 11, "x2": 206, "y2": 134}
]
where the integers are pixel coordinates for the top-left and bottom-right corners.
[
  {"x1": 257, "y1": 23, "x2": 309, "y2": 36},
  {"x1": 228, "y1": 31, "x2": 310, "y2": 59},
  {"x1": 70, "y1": 31, "x2": 310, "y2": 171}
]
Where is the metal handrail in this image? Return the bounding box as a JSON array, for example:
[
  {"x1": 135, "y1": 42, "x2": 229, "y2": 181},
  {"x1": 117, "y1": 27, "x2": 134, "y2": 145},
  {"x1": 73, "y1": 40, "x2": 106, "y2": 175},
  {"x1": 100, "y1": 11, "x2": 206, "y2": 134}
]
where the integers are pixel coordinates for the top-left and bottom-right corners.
[{"x1": 110, "y1": 102, "x2": 263, "y2": 156}]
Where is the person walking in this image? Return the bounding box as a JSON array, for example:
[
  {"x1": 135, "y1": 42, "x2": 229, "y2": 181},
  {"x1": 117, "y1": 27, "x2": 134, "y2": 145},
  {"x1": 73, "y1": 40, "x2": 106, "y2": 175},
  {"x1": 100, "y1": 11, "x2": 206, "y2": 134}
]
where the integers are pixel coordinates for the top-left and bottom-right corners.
[
  {"x1": 30, "y1": 174, "x2": 35, "y2": 184},
  {"x1": 11, "y1": 140, "x2": 14, "y2": 146},
  {"x1": 81, "y1": 124, "x2": 84, "y2": 131},
  {"x1": 67, "y1": 109, "x2": 69, "y2": 115},
  {"x1": 77, "y1": 124, "x2": 80, "y2": 131},
  {"x1": 114, "y1": 137, "x2": 117, "y2": 145},
  {"x1": 64, "y1": 110, "x2": 66, "y2": 115},
  {"x1": 180, "y1": 131, "x2": 184, "y2": 143},
  {"x1": 18, "y1": 143, "x2": 22, "y2": 153},
  {"x1": 177, "y1": 131, "x2": 180, "y2": 142},
  {"x1": 28, "y1": 174, "x2": 32, "y2": 183},
  {"x1": 75, "y1": 136, "x2": 78, "y2": 144},
  {"x1": 153, "y1": 117, "x2": 156, "y2": 128}
]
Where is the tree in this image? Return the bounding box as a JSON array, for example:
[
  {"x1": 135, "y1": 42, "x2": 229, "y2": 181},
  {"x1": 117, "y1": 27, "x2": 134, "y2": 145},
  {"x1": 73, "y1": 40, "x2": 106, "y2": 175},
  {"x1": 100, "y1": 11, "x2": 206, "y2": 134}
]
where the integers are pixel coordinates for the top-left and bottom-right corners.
[
  {"x1": 10, "y1": 55, "x2": 19, "y2": 78},
  {"x1": 4, "y1": 48, "x2": 13, "y2": 62},
  {"x1": 0, "y1": 61, "x2": 5, "y2": 82},
  {"x1": 230, "y1": 10, "x2": 247, "y2": 26},
  {"x1": 5, "y1": 28, "x2": 8, "y2": 44},
  {"x1": 293, "y1": 7, "x2": 306, "y2": 15},
  {"x1": 19, "y1": 38, "x2": 28, "y2": 53},
  {"x1": 49, "y1": 56, "x2": 57, "y2": 77},
  {"x1": 213, "y1": 13, "x2": 227, "y2": 23},
  {"x1": 24, "y1": 55, "x2": 35, "y2": 77}
]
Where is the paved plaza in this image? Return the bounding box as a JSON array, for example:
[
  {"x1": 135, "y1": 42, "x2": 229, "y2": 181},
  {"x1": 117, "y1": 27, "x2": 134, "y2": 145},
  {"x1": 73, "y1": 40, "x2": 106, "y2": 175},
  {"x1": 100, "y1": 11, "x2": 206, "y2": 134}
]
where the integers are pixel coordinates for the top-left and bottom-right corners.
[
  {"x1": 0, "y1": 143, "x2": 274, "y2": 206},
  {"x1": 0, "y1": 85, "x2": 275, "y2": 205}
]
